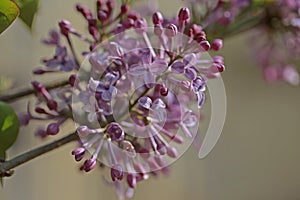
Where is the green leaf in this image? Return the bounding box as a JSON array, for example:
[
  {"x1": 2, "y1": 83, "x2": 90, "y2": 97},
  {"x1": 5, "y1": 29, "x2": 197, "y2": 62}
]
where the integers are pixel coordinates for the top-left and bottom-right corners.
[
  {"x1": 14, "y1": 0, "x2": 39, "y2": 29},
  {"x1": 0, "y1": 101, "x2": 19, "y2": 152},
  {"x1": 0, "y1": 0, "x2": 20, "y2": 34}
]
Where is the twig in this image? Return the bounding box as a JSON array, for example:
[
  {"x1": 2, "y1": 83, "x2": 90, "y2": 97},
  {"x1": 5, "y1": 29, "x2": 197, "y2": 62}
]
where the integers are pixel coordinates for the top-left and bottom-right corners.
[
  {"x1": 0, "y1": 132, "x2": 78, "y2": 175},
  {"x1": 0, "y1": 79, "x2": 69, "y2": 102}
]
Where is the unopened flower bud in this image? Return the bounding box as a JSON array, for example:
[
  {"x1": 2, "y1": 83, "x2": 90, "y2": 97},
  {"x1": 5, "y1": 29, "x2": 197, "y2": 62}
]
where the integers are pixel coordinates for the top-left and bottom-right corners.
[
  {"x1": 81, "y1": 157, "x2": 96, "y2": 172},
  {"x1": 72, "y1": 147, "x2": 86, "y2": 161},
  {"x1": 165, "y1": 23, "x2": 178, "y2": 37},
  {"x1": 178, "y1": 7, "x2": 190, "y2": 22},
  {"x1": 127, "y1": 174, "x2": 137, "y2": 188},
  {"x1": 152, "y1": 12, "x2": 163, "y2": 25},
  {"x1": 58, "y1": 20, "x2": 73, "y2": 37},
  {"x1": 211, "y1": 39, "x2": 223, "y2": 51},
  {"x1": 111, "y1": 164, "x2": 124, "y2": 181},
  {"x1": 199, "y1": 40, "x2": 210, "y2": 51},
  {"x1": 121, "y1": 4, "x2": 129, "y2": 14},
  {"x1": 46, "y1": 123, "x2": 60, "y2": 135}
]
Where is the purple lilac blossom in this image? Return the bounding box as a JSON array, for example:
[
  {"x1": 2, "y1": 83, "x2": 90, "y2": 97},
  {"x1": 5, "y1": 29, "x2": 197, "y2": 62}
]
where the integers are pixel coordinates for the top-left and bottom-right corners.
[{"x1": 20, "y1": 1, "x2": 226, "y2": 199}]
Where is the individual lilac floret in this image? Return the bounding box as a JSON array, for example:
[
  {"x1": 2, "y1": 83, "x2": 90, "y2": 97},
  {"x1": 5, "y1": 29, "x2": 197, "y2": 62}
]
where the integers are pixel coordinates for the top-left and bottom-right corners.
[
  {"x1": 80, "y1": 157, "x2": 97, "y2": 172},
  {"x1": 111, "y1": 164, "x2": 124, "y2": 181},
  {"x1": 106, "y1": 122, "x2": 124, "y2": 141},
  {"x1": 43, "y1": 46, "x2": 77, "y2": 72},
  {"x1": 72, "y1": 147, "x2": 86, "y2": 161}
]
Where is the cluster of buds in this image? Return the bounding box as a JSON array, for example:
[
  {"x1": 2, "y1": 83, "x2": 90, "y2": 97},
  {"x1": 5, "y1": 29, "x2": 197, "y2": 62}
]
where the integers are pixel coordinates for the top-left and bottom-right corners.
[
  {"x1": 187, "y1": 0, "x2": 300, "y2": 85},
  {"x1": 251, "y1": 0, "x2": 300, "y2": 85},
  {"x1": 20, "y1": 1, "x2": 225, "y2": 199}
]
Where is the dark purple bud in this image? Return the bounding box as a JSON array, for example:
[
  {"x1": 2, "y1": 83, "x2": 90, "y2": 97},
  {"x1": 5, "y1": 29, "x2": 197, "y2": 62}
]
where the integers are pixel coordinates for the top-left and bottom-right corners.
[
  {"x1": 35, "y1": 129, "x2": 48, "y2": 139},
  {"x1": 88, "y1": 19, "x2": 97, "y2": 27},
  {"x1": 89, "y1": 26, "x2": 99, "y2": 39},
  {"x1": 211, "y1": 39, "x2": 223, "y2": 51},
  {"x1": 165, "y1": 23, "x2": 178, "y2": 37},
  {"x1": 121, "y1": 4, "x2": 129, "y2": 14},
  {"x1": 178, "y1": 7, "x2": 190, "y2": 22},
  {"x1": 122, "y1": 18, "x2": 134, "y2": 29},
  {"x1": 111, "y1": 164, "x2": 124, "y2": 181},
  {"x1": 127, "y1": 11, "x2": 139, "y2": 21},
  {"x1": 152, "y1": 12, "x2": 163, "y2": 25},
  {"x1": 76, "y1": 4, "x2": 92, "y2": 19},
  {"x1": 58, "y1": 20, "x2": 73, "y2": 37},
  {"x1": 35, "y1": 107, "x2": 47, "y2": 114},
  {"x1": 81, "y1": 157, "x2": 96, "y2": 172},
  {"x1": 72, "y1": 147, "x2": 86, "y2": 161},
  {"x1": 97, "y1": 0, "x2": 105, "y2": 9},
  {"x1": 199, "y1": 40, "x2": 210, "y2": 51},
  {"x1": 46, "y1": 123, "x2": 60, "y2": 135},
  {"x1": 217, "y1": 64, "x2": 225, "y2": 72},
  {"x1": 98, "y1": 10, "x2": 108, "y2": 23},
  {"x1": 31, "y1": 81, "x2": 44, "y2": 93},
  {"x1": 107, "y1": 0, "x2": 115, "y2": 9},
  {"x1": 19, "y1": 114, "x2": 31, "y2": 126},
  {"x1": 47, "y1": 100, "x2": 58, "y2": 111},
  {"x1": 160, "y1": 85, "x2": 168, "y2": 96},
  {"x1": 127, "y1": 174, "x2": 137, "y2": 188},
  {"x1": 189, "y1": 24, "x2": 202, "y2": 35},
  {"x1": 171, "y1": 60, "x2": 184, "y2": 74},
  {"x1": 106, "y1": 122, "x2": 124, "y2": 141},
  {"x1": 209, "y1": 63, "x2": 221, "y2": 73},
  {"x1": 69, "y1": 74, "x2": 77, "y2": 87},
  {"x1": 195, "y1": 31, "x2": 206, "y2": 42},
  {"x1": 33, "y1": 68, "x2": 46, "y2": 75}
]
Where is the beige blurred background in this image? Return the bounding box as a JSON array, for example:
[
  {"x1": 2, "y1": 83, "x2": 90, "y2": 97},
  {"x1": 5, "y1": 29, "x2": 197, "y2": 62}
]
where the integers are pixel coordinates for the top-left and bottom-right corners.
[{"x1": 1, "y1": 0, "x2": 300, "y2": 199}]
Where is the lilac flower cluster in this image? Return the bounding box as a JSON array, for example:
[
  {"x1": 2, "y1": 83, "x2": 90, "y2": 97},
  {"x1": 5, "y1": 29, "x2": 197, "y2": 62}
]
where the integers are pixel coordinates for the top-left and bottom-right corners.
[
  {"x1": 251, "y1": 0, "x2": 300, "y2": 85},
  {"x1": 187, "y1": 0, "x2": 300, "y2": 85},
  {"x1": 19, "y1": 1, "x2": 225, "y2": 199}
]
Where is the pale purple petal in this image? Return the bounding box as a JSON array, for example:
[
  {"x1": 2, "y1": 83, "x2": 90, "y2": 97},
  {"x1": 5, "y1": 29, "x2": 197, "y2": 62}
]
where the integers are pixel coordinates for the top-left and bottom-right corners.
[
  {"x1": 171, "y1": 61, "x2": 184, "y2": 74},
  {"x1": 138, "y1": 96, "x2": 152, "y2": 109},
  {"x1": 197, "y1": 92, "x2": 205, "y2": 108},
  {"x1": 144, "y1": 71, "x2": 155, "y2": 88},
  {"x1": 184, "y1": 67, "x2": 197, "y2": 80},
  {"x1": 128, "y1": 64, "x2": 146, "y2": 76},
  {"x1": 150, "y1": 59, "x2": 168, "y2": 74}
]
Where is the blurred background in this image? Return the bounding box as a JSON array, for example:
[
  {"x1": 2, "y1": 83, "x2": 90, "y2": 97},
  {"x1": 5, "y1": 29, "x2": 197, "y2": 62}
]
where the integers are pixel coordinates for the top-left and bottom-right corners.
[{"x1": 1, "y1": 0, "x2": 300, "y2": 199}]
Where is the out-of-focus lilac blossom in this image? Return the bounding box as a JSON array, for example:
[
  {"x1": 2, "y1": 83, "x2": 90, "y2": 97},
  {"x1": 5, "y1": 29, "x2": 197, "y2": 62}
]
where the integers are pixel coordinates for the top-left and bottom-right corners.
[{"x1": 43, "y1": 46, "x2": 77, "y2": 72}]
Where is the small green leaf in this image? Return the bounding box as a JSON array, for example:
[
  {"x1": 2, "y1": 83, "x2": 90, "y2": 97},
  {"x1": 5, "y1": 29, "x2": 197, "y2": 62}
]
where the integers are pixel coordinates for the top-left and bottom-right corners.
[
  {"x1": 0, "y1": 101, "x2": 19, "y2": 152},
  {"x1": 0, "y1": 0, "x2": 20, "y2": 34},
  {"x1": 14, "y1": 0, "x2": 39, "y2": 29}
]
